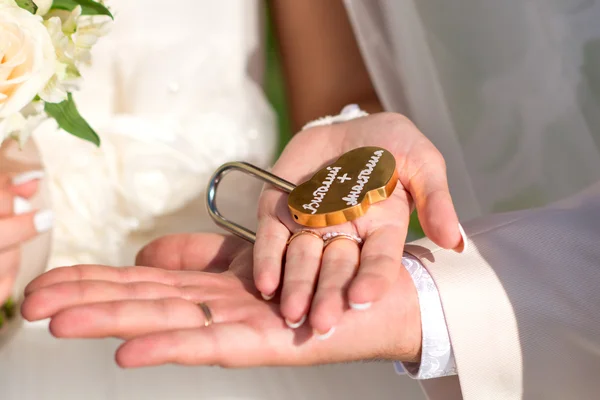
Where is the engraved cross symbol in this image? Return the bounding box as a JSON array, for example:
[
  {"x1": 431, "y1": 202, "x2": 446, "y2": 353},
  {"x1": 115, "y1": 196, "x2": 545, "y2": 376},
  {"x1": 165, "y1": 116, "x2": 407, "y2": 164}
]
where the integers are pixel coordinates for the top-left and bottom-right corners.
[{"x1": 337, "y1": 173, "x2": 352, "y2": 183}]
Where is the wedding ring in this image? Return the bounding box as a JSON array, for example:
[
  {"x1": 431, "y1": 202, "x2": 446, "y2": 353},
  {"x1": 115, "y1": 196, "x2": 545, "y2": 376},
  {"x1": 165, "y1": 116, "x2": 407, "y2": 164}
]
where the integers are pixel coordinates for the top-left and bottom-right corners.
[
  {"x1": 198, "y1": 302, "x2": 214, "y2": 327},
  {"x1": 286, "y1": 229, "x2": 323, "y2": 246},
  {"x1": 322, "y1": 232, "x2": 363, "y2": 248}
]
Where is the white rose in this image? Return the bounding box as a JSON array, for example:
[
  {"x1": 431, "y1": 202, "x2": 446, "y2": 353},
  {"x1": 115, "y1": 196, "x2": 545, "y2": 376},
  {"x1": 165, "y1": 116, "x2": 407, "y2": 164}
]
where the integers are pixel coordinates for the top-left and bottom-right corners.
[{"x1": 0, "y1": 2, "x2": 56, "y2": 119}]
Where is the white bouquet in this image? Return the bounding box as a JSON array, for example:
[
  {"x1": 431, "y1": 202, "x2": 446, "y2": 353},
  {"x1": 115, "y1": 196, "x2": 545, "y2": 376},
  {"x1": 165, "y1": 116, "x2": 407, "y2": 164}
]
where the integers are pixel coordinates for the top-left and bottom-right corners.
[
  {"x1": 0, "y1": 0, "x2": 111, "y2": 328},
  {"x1": 0, "y1": 0, "x2": 112, "y2": 148}
]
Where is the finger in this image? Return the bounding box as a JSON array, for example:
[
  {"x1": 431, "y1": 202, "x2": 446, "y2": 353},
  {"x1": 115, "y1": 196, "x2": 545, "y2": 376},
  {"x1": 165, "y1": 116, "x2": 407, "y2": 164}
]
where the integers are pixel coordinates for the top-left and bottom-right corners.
[
  {"x1": 0, "y1": 189, "x2": 36, "y2": 217},
  {"x1": 401, "y1": 145, "x2": 462, "y2": 250},
  {"x1": 6, "y1": 170, "x2": 44, "y2": 197},
  {"x1": 347, "y1": 225, "x2": 405, "y2": 307},
  {"x1": 0, "y1": 171, "x2": 41, "y2": 199},
  {"x1": 0, "y1": 211, "x2": 52, "y2": 251},
  {"x1": 116, "y1": 324, "x2": 300, "y2": 368},
  {"x1": 24, "y1": 264, "x2": 233, "y2": 297},
  {"x1": 0, "y1": 248, "x2": 19, "y2": 303},
  {"x1": 136, "y1": 233, "x2": 246, "y2": 272},
  {"x1": 279, "y1": 233, "x2": 323, "y2": 328},
  {"x1": 253, "y1": 213, "x2": 290, "y2": 299},
  {"x1": 22, "y1": 279, "x2": 232, "y2": 321},
  {"x1": 309, "y1": 238, "x2": 360, "y2": 336},
  {"x1": 25, "y1": 265, "x2": 173, "y2": 296},
  {"x1": 115, "y1": 310, "x2": 385, "y2": 369},
  {"x1": 8, "y1": 177, "x2": 40, "y2": 199},
  {"x1": 47, "y1": 298, "x2": 243, "y2": 339}
]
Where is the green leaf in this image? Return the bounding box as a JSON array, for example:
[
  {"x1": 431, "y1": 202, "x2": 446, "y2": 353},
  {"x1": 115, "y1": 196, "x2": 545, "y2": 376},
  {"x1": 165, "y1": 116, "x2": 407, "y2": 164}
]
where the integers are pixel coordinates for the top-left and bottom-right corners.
[
  {"x1": 45, "y1": 93, "x2": 101, "y2": 146},
  {"x1": 16, "y1": 0, "x2": 38, "y2": 14},
  {"x1": 1, "y1": 297, "x2": 15, "y2": 319},
  {"x1": 51, "y1": 0, "x2": 113, "y2": 19}
]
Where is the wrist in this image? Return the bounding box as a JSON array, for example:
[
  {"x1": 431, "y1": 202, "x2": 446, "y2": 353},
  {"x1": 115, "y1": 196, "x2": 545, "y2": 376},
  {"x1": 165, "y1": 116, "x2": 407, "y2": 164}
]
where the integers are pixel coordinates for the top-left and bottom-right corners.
[
  {"x1": 399, "y1": 277, "x2": 423, "y2": 362},
  {"x1": 381, "y1": 269, "x2": 423, "y2": 362}
]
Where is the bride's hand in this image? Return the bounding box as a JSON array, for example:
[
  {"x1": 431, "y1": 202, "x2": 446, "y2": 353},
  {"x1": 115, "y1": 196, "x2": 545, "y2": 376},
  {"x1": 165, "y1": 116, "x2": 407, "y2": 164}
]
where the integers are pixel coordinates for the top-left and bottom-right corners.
[
  {"x1": 21, "y1": 233, "x2": 422, "y2": 368},
  {"x1": 253, "y1": 112, "x2": 465, "y2": 336},
  {"x1": 0, "y1": 171, "x2": 47, "y2": 302}
]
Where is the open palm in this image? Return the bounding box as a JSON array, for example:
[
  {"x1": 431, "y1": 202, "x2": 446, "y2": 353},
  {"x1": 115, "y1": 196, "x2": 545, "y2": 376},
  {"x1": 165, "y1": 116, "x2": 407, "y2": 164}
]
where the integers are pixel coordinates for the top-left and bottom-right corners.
[
  {"x1": 253, "y1": 112, "x2": 463, "y2": 335},
  {"x1": 21, "y1": 233, "x2": 421, "y2": 368}
]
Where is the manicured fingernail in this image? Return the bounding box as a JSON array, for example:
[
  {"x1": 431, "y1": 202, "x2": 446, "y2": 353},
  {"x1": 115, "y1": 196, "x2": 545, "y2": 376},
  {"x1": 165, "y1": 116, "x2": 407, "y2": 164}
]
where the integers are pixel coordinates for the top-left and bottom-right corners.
[
  {"x1": 261, "y1": 292, "x2": 275, "y2": 301},
  {"x1": 314, "y1": 327, "x2": 335, "y2": 341},
  {"x1": 12, "y1": 170, "x2": 44, "y2": 186},
  {"x1": 33, "y1": 210, "x2": 54, "y2": 233},
  {"x1": 349, "y1": 301, "x2": 372, "y2": 311},
  {"x1": 455, "y1": 223, "x2": 469, "y2": 254},
  {"x1": 285, "y1": 315, "x2": 306, "y2": 329},
  {"x1": 13, "y1": 196, "x2": 32, "y2": 215}
]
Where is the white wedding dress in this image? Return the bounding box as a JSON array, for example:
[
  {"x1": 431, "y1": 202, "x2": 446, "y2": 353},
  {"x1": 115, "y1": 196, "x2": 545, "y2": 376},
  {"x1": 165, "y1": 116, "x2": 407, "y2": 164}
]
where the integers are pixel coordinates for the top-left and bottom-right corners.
[{"x1": 0, "y1": 1, "x2": 424, "y2": 399}]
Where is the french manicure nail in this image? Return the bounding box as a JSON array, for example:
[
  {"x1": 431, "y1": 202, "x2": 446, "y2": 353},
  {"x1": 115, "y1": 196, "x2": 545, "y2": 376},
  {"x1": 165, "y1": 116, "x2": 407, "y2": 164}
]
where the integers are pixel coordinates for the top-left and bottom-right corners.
[
  {"x1": 13, "y1": 196, "x2": 32, "y2": 215},
  {"x1": 314, "y1": 327, "x2": 336, "y2": 341},
  {"x1": 11, "y1": 170, "x2": 44, "y2": 186},
  {"x1": 285, "y1": 315, "x2": 306, "y2": 329},
  {"x1": 33, "y1": 210, "x2": 54, "y2": 233},
  {"x1": 261, "y1": 292, "x2": 275, "y2": 301},
  {"x1": 349, "y1": 301, "x2": 372, "y2": 311},
  {"x1": 455, "y1": 223, "x2": 469, "y2": 254}
]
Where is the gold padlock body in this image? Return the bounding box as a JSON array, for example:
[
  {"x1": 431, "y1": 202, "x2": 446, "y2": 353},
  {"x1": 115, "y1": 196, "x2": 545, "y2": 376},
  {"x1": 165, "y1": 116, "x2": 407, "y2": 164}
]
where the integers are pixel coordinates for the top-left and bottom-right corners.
[{"x1": 288, "y1": 147, "x2": 398, "y2": 227}]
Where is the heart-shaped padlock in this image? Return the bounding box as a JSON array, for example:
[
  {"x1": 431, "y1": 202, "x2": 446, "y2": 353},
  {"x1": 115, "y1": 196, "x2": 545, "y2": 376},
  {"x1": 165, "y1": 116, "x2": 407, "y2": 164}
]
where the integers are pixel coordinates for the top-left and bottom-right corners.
[
  {"x1": 287, "y1": 147, "x2": 397, "y2": 227},
  {"x1": 206, "y1": 147, "x2": 398, "y2": 242}
]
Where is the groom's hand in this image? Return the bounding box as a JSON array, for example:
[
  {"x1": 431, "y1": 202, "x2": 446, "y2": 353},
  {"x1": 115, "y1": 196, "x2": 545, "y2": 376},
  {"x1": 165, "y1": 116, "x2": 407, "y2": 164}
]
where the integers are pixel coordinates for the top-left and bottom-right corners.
[
  {"x1": 21, "y1": 233, "x2": 422, "y2": 368},
  {"x1": 253, "y1": 112, "x2": 463, "y2": 334}
]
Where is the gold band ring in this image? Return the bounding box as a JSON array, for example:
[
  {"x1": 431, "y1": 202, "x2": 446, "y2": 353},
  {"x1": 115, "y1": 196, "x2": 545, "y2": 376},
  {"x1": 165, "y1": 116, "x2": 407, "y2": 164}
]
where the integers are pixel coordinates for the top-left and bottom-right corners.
[
  {"x1": 323, "y1": 232, "x2": 363, "y2": 248},
  {"x1": 198, "y1": 302, "x2": 214, "y2": 327},
  {"x1": 286, "y1": 230, "x2": 323, "y2": 246}
]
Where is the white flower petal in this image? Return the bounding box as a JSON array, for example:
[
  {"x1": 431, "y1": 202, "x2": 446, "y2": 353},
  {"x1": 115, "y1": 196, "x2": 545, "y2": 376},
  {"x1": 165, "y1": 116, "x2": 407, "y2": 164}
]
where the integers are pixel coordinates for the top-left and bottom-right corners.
[
  {"x1": 39, "y1": 74, "x2": 68, "y2": 103},
  {"x1": 0, "y1": 3, "x2": 57, "y2": 118}
]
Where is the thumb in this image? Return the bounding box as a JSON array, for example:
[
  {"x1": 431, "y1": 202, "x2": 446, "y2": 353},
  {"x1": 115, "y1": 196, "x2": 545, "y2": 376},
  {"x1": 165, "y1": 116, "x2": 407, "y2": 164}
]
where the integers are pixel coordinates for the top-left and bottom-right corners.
[
  {"x1": 136, "y1": 233, "x2": 247, "y2": 272},
  {"x1": 399, "y1": 145, "x2": 464, "y2": 251}
]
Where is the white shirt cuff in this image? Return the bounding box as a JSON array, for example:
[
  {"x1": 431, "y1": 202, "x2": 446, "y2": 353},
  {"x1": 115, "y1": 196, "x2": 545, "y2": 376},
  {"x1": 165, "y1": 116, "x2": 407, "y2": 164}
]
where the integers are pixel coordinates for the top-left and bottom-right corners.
[
  {"x1": 301, "y1": 104, "x2": 369, "y2": 130},
  {"x1": 394, "y1": 253, "x2": 457, "y2": 379}
]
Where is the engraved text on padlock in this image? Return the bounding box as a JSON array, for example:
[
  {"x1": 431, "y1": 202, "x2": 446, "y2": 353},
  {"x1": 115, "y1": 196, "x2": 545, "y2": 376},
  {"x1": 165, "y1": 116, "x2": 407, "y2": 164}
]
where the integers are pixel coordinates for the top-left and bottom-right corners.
[{"x1": 288, "y1": 147, "x2": 398, "y2": 227}]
